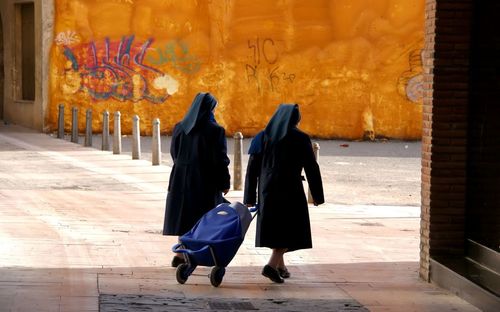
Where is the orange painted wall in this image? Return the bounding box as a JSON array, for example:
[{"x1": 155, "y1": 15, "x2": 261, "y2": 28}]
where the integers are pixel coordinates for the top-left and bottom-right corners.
[{"x1": 49, "y1": 0, "x2": 424, "y2": 139}]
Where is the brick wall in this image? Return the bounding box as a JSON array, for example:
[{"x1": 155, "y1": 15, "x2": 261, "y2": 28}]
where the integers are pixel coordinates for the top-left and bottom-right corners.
[
  {"x1": 420, "y1": 0, "x2": 473, "y2": 280},
  {"x1": 420, "y1": 0, "x2": 435, "y2": 280}
]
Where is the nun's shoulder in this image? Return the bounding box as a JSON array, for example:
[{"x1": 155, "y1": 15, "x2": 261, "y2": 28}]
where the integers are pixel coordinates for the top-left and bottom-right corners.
[
  {"x1": 253, "y1": 130, "x2": 265, "y2": 140},
  {"x1": 172, "y1": 123, "x2": 183, "y2": 135},
  {"x1": 205, "y1": 121, "x2": 226, "y2": 136},
  {"x1": 251, "y1": 131, "x2": 265, "y2": 145},
  {"x1": 212, "y1": 121, "x2": 226, "y2": 132},
  {"x1": 291, "y1": 128, "x2": 311, "y2": 140},
  {"x1": 248, "y1": 131, "x2": 265, "y2": 154}
]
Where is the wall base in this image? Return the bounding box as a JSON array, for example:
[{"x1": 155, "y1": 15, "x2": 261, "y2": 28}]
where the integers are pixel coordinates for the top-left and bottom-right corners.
[{"x1": 430, "y1": 256, "x2": 499, "y2": 312}]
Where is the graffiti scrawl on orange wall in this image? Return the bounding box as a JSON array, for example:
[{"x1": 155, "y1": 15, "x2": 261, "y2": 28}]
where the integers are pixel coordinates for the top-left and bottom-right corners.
[
  {"x1": 49, "y1": 0, "x2": 424, "y2": 139},
  {"x1": 61, "y1": 36, "x2": 174, "y2": 103}
]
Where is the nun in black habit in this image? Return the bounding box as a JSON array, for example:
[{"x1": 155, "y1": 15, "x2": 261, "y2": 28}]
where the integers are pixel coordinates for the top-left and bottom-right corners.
[
  {"x1": 163, "y1": 92, "x2": 231, "y2": 267},
  {"x1": 244, "y1": 104, "x2": 324, "y2": 283}
]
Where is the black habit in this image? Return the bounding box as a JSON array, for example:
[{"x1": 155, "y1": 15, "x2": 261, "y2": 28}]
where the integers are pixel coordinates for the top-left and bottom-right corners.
[
  {"x1": 244, "y1": 104, "x2": 324, "y2": 251},
  {"x1": 163, "y1": 93, "x2": 230, "y2": 236}
]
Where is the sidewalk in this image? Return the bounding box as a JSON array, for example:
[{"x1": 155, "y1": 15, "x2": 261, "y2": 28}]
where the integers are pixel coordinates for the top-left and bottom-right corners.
[{"x1": 0, "y1": 123, "x2": 479, "y2": 311}]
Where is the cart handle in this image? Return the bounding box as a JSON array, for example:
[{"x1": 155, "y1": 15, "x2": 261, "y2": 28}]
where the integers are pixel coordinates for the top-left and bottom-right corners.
[{"x1": 172, "y1": 243, "x2": 210, "y2": 256}]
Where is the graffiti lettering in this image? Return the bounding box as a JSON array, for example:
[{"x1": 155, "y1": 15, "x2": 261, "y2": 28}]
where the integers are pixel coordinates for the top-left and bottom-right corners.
[
  {"x1": 245, "y1": 64, "x2": 258, "y2": 82},
  {"x1": 248, "y1": 39, "x2": 259, "y2": 65},
  {"x1": 146, "y1": 41, "x2": 201, "y2": 74},
  {"x1": 262, "y1": 38, "x2": 278, "y2": 64},
  {"x1": 248, "y1": 38, "x2": 278, "y2": 65},
  {"x1": 269, "y1": 66, "x2": 280, "y2": 91},
  {"x1": 62, "y1": 36, "x2": 177, "y2": 103},
  {"x1": 245, "y1": 38, "x2": 294, "y2": 92}
]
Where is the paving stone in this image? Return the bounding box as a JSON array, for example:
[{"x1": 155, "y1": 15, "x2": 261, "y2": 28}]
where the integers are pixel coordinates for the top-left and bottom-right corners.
[{"x1": 99, "y1": 294, "x2": 368, "y2": 312}]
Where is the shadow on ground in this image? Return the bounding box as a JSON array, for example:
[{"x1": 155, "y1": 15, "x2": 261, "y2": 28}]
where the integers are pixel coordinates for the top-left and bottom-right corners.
[{"x1": 1, "y1": 261, "x2": 468, "y2": 312}]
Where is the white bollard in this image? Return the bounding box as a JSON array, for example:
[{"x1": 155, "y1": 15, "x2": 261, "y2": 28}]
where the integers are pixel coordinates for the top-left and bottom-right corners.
[
  {"x1": 113, "y1": 111, "x2": 121, "y2": 154},
  {"x1": 233, "y1": 132, "x2": 243, "y2": 190},
  {"x1": 152, "y1": 118, "x2": 161, "y2": 166},
  {"x1": 132, "y1": 115, "x2": 141, "y2": 160},
  {"x1": 84, "y1": 109, "x2": 92, "y2": 147},
  {"x1": 57, "y1": 104, "x2": 65, "y2": 139},
  {"x1": 102, "y1": 111, "x2": 110, "y2": 151},
  {"x1": 71, "y1": 107, "x2": 79, "y2": 143}
]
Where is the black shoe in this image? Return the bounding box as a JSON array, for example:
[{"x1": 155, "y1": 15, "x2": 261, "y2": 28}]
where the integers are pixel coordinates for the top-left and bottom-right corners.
[
  {"x1": 262, "y1": 265, "x2": 284, "y2": 283},
  {"x1": 171, "y1": 256, "x2": 185, "y2": 268},
  {"x1": 278, "y1": 267, "x2": 291, "y2": 279}
]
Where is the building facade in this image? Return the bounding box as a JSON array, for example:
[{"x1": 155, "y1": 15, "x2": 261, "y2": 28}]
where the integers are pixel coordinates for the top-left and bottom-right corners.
[{"x1": 1, "y1": 0, "x2": 424, "y2": 139}]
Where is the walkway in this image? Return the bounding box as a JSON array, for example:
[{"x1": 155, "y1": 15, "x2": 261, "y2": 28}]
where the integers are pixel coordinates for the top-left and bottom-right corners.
[{"x1": 0, "y1": 123, "x2": 479, "y2": 311}]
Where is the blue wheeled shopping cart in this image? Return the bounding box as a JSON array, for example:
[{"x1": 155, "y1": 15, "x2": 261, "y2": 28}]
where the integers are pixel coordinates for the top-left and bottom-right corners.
[{"x1": 172, "y1": 202, "x2": 257, "y2": 287}]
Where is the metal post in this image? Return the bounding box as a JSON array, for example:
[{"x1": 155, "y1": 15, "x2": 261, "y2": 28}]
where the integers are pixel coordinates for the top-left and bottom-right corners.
[
  {"x1": 233, "y1": 132, "x2": 243, "y2": 190},
  {"x1": 84, "y1": 109, "x2": 92, "y2": 147},
  {"x1": 132, "y1": 115, "x2": 141, "y2": 160},
  {"x1": 71, "y1": 107, "x2": 79, "y2": 143},
  {"x1": 308, "y1": 142, "x2": 320, "y2": 204},
  {"x1": 57, "y1": 104, "x2": 65, "y2": 139},
  {"x1": 113, "y1": 111, "x2": 121, "y2": 154},
  {"x1": 152, "y1": 118, "x2": 161, "y2": 165},
  {"x1": 102, "y1": 110, "x2": 110, "y2": 151}
]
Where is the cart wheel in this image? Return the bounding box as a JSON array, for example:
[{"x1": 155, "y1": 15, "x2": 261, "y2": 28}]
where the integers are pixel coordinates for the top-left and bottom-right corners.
[
  {"x1": 209, "y1": 266, "x2": 225, "y2": 287},
  {"x1": 176, "y1": 263, "x2": 189, "y2": 284}
]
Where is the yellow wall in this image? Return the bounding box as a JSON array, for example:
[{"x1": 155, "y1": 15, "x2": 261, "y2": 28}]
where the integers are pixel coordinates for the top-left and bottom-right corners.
[{"x1": 49, "y1": 0, "x2": 424, "y2": 139}]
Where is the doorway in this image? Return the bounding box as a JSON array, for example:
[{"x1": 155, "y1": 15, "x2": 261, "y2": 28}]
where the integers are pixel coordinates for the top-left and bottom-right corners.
[{"x1": 15, "y1": 2, "x2": 35, "y2": 102}]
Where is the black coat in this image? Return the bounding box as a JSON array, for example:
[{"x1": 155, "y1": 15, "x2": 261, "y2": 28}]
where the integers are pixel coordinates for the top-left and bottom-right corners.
[
  {"x1": 163, "y1": 114, "x2": 230, "y2": 236},
  {"x1": 244, "y1": 128, "x2": 324, "y2": 251}
]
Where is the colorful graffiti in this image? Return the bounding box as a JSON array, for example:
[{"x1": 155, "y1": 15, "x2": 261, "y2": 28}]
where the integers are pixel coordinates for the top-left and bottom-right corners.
[
  {"x1": 146, "y1": 40, "x2": 201, "y2": 74},
  {"x1": 62, "y1": 35, "x2": 178, "y2": 103}
]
